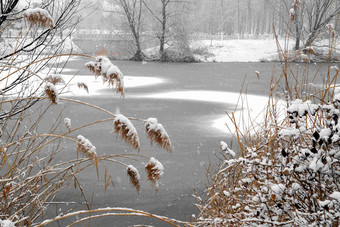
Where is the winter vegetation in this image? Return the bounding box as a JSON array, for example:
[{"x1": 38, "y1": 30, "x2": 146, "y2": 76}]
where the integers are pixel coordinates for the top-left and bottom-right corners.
[
  {"x1": 0, "y1": 1, "x2": 176, "y2": 226},
  {"x1": 194, "y1": 1, "x2": 340, "y2": 226}
]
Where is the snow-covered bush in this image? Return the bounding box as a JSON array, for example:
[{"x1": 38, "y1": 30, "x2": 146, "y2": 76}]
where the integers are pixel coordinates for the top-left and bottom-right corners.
[{"x1": 196, "y1": 20, "x2": 340, "y2": 226}]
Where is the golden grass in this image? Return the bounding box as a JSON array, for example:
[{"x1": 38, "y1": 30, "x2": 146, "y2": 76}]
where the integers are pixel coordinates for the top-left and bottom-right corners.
[{"x1": 0, "y1": 10, "x2": 175, "y2": 225}]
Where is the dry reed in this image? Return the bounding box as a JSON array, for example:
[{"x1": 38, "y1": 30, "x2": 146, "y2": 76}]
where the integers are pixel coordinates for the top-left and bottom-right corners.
[
  {"x1": 113, "y1": 114, "x2": 140, "y2": 151},
  {"x1": 85, "y1": 56, "x2": 125, "y2": 97},
  {"x1": 145, "y1": 157, "x2": 164, "y2": 192},
  {"x1": 23, "y1": 8, "x2": 54, "y2": 30},
  {"x1": 195, "y1": 15, "x2": 340, "y2": 227},
  {"x1": 127, "y1": 165, "x2": 141, "y2": 192},
  {"x1": 145, "y1": 118, "x2": 172, "y2": 153},
  {"x1": 77, "y1": 82, "x2": 89, "y2": 93},
  {"x1": 44, "y1": 82, "x2": 58, "y2": 104}
]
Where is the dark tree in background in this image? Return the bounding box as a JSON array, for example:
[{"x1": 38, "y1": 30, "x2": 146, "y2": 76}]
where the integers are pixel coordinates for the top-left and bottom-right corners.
[{"x1": 116, "y1": 0, "x2": 145, "y2": 61}]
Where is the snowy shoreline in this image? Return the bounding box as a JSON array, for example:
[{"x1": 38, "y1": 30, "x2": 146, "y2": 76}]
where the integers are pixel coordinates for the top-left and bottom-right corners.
[{"x1": 144, "y1": 38, "x2": 339, "y2": 63}]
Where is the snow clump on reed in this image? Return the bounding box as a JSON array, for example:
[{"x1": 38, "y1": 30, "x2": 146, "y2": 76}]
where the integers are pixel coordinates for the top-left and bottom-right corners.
[
  {"x1": 127, "y1": 165, "x2": 141, "y2": 192},
  {"x1": 145, "y1": 118, "x2": 172, "y2": 153},
  {"x1": 44, "y1": 82, "x2": 58, "y2": 104},
  {"x1": 85, "y1": 56, "x2": 125, "y2": 97},
  {"x1": 113, "y1": 114, "x2": 140, "y2": 151},
  {"x1": 145, "y1": 157, "x2": 164, "y2": 192},
  {"x1": 23, "y1": 8, "x2": 54, "y2": 29},
  {"x1": 76, "y1": 135, "x2": 97, "y2": 160}
]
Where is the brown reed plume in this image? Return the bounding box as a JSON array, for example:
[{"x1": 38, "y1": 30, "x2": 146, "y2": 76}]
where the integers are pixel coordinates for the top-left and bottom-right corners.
[
  {"x1": 44, "y1": 74, "x2": 65, "y2": 85},
  {"x1": 85, "y1": 56, "x2": 125, "y2": 97},
  {"x1": 113, "y1": 114, "x2": 140, "y2": 151},
  {"x1": 23, "y1": 8, "x2": 54, "y2": 29},
  {"x1": 44, "y1": 82, "x2": 58, "y2": 104},
  {"x1": 77, "y1": 82, "x2": 89, "y2": 93},
  {"x1": 77, "y1": 135, "x2": 97, "y2": 160},
  {"x1": 127, "y1": 165, "x2": 141, "y2": 192},
  {"x1": 145, "y1": 157, "x2": 164, "y2": 192},
  {"x1": 64, "y1": 117, "x2": 71, "y2": 131},
  {"x1": 145, "y1": 118, "x2": 172, "y2": 153}
]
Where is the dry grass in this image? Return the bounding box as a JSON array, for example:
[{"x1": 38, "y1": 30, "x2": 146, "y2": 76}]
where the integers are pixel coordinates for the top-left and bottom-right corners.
[
  {"x1": 23, "y1": 8, "x2": 54, "y2": 30},
  {"x1": 145, "y1": 118, "x2": 172, "y2": 153},
  {"x1": 44, "y1": 82, "x2": 58, "y2": 104},
  {"x1": 0, "y1": 8, "x2": 179, "y2": 226},
  {"x1": 85, "y1": 56, "x2": 125, "y2": 97},
  {"x1": 113, "y1": 114, "x2": 141, "y2": 151},
  {"x1": 195, "y1": 15, "x2": 340, "y2": 227}
]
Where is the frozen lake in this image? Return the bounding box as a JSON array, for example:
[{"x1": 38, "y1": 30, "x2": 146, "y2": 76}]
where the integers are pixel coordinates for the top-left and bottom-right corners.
[{"x1": 44, "y1": 57, "x2": 332, "y2": 226}]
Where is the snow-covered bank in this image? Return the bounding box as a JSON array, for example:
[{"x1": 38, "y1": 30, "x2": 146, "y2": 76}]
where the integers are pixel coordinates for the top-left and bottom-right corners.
[
  {"x1": 191, "y1": 39, "x2": 281, "y2": 62},
  {"x1": 191, "y1": 38, "x2": 340, "y2": 63}
]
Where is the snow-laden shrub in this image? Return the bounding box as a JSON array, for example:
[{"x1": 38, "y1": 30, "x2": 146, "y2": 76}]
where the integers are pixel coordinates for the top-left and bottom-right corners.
[
  {"x1": 195, "y1": 30, "x2": 340, "y2": 225},
  {"x1": 196, "y1": 94, "x2": 340, "y2": 226}
]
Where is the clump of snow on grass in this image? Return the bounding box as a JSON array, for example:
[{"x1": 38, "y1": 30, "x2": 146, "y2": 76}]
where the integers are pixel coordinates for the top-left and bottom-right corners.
[
  {"x1": 148, "y1": 157, "x2": 164, "y2": 177},
  {"x1": 320, "y1": 128, "x2": 332, "y2": 140},
  {"x1": 330, "y1": 191, "x2": 340, "y2": 201},
  {"x1": 287, "y1": 99, "x2": 319, "y2": 116},
  {"x1": 0, "y1": 219, "x2": 15, "y2": 227},
  {"x1": 279, "y1": 128, "x2": 300, "y2": 138},
  {"x1": 77, "y1": 135, "x2": 97, "y2": 159},
  {"x1": 64, "y1": 118, "x2": 71, "y2": 130},
  {"x1": 220, "y1": 141, "x2": 235, "y2": 157}
]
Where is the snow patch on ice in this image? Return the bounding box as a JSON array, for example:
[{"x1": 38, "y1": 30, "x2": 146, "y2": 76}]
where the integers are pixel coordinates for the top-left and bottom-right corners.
[{"x1": 131, "y1": 90, "x2": 280, "y2": 134}]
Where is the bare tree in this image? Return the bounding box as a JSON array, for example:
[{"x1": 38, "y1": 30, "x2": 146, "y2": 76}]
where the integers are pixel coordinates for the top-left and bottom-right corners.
[
  {"x1": 0, "y1": 0, "x2": 81, "y2": 120},
  {"x1": 116, "y1": 0, "x2": 145, "y2": 61},
  {"x1": 303, "y1": 0, "x2": 340, "y2": 48}
]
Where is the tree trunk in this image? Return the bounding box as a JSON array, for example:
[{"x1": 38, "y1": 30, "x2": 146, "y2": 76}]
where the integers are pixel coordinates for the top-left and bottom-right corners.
[
  {"x1": 159, "y1": 1, "x2": 167, "y2": 62},
  {"x1": 294, "y1": 4, "x2": 300, "y2": 50}
]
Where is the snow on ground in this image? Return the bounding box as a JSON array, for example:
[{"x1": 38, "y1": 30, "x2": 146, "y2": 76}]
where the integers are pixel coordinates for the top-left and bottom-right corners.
[{"x1": 191, "y1": 39, "x2": 282, "y2": 62}]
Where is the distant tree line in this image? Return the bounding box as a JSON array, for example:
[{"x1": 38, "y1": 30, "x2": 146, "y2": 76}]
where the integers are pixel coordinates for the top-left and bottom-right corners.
[{"x1": 78, "y1": 0, "x2": 340, "y2": 60}]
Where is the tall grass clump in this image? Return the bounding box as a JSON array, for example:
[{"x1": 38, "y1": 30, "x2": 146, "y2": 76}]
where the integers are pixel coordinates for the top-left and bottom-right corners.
[
  {"x1": 0, "y1": 6, "x2": 185, "y2": 226},
  {"x1": 195, "y1": 6, "x2": 340, "y2": 227}
]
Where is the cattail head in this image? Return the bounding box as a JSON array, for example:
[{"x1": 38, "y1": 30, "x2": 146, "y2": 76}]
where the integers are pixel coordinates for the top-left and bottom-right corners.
[
  {"x1": 113, "y1": 114, "x2": 140, "y2": 151},
  {"x1": 77, "y1": 82, "x2": 89, "y2": 93},
  {"x1": 127, "y1": 165, "x2": 141, "y2": 192},
  {"x1": 76, "y1": 135, "x2": 97, "y2": 160},
  {"x1": 44, "y1": 82, "x2": 58, "y2": 104},
  {"x1": 23, "y1": 8, "x2": 54, "y2": 29},
  {"x1": 145, "y1": 157, "x2": 164, "y2": 192},
  {"x1": 64, "y1": 118, "x2": 71, "y2": 131},
  {"x1": 145, "y1": 118, "x2": 172, "y2": 153},
  {"x1": 85, "y1": 56, "x2": 125, "y2": 97},
  {"x1": 44, "y1": 74, "x2": 64, "y2": 85}
]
